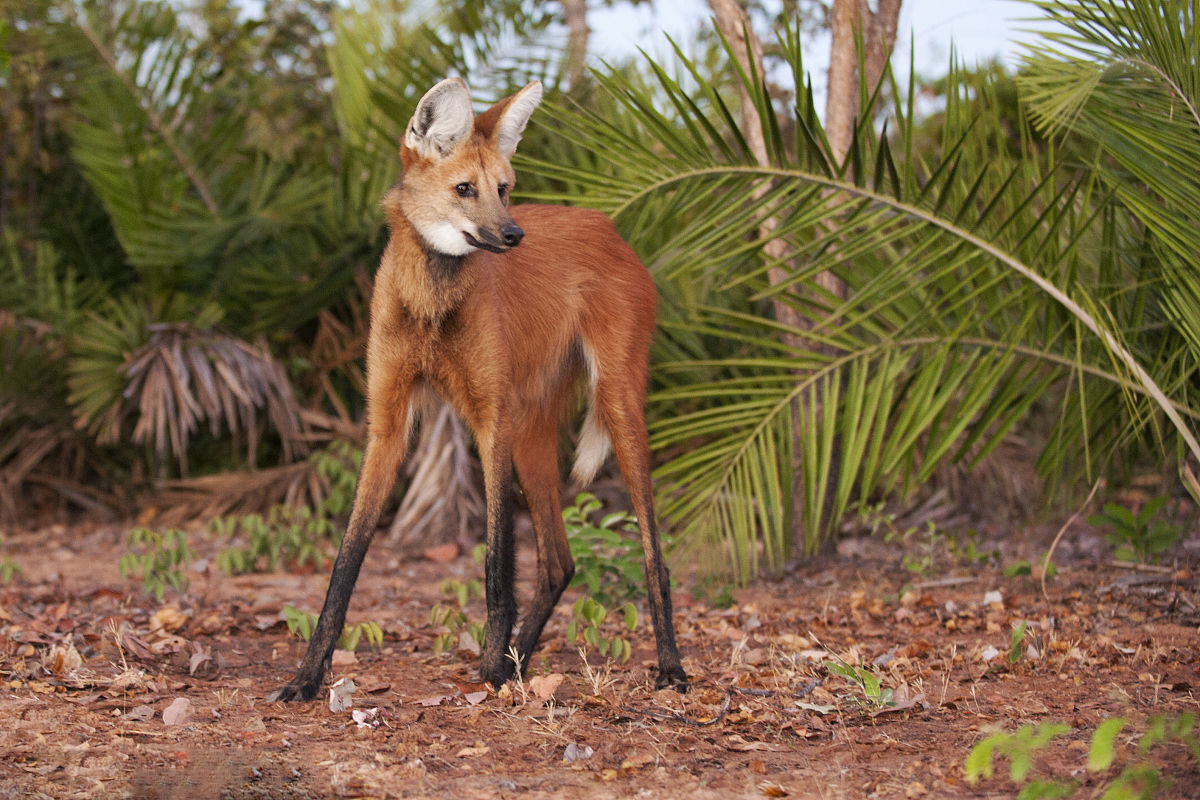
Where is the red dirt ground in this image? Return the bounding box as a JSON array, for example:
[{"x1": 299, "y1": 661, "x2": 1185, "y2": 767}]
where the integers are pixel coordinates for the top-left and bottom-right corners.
[{"x1": 1, "y1": 515, "x2": 1197, "y2": 799}]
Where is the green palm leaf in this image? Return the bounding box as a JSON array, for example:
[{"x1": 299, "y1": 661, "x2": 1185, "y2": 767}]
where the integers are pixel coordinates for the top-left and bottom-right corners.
[{"x1": 525, "y1": 15, "x2": 1199, "y2": 580}]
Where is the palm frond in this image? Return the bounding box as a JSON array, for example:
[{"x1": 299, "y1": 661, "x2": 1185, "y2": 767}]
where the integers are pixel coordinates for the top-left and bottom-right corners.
[
  {"x1": 68, "y1": 300, "x2": 305, "y2": 477},
  {"x1": 1019, "y1": 0, "x2": 1200, "y2": 391},
  {"x1": 524, "y1": 15, "x2": 1200, "y2": 580}
]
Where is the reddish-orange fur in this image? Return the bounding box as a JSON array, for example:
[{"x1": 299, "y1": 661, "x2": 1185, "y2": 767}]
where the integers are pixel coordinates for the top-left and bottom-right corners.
[{"x1": 273, "y1": 79, "x2": 686, "y2": 701}]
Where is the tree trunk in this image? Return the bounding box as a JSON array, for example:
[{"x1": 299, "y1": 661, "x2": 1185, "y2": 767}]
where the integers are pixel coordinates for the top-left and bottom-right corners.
[
  {"x1": 710, "y1": 0, "x2": 901, "y2": 555},
  {"x1": 709, "y1": 0, "x2": 811, "y2": 558},
  {"x1": 825, "y1": 0, "x2": 859, "y2": 165},
  {"x1": 825, "y1": 0, "x2": 903, "y2": 164},
  {"x1": 563, "y1": 0, "x2": 590, "y2": 89},
  {"x1": 707, "y1": 0, "x2": 800, "y2": 330}
]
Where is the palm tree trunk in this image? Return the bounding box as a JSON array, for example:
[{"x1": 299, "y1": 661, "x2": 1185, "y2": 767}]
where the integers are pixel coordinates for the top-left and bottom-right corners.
[
  {"x1": 563, "y1": 0, "x2": 590, "y2": 89},
  {"x1": 826, "y1": 0, "x2": 903, "y2": 165},
  {"x1": 709, "y1": 0, "x2": 814, "y2": 554},
  {"x1": 709, "y1": 0, "x2": 901, "y2": 553}
]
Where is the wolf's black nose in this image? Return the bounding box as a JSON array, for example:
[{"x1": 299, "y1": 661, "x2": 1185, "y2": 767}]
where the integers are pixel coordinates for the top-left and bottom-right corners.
[{"x1": 501, "y1": 223, "x2": 524, "y2": 247}]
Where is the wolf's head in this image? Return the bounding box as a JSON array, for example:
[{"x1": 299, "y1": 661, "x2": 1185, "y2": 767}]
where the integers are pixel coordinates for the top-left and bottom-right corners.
[{"x1": 398, "y1": 78, "x2": 543, "y2": 257}]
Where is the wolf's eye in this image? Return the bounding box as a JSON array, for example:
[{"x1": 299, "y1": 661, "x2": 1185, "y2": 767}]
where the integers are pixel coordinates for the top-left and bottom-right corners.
[
  {"x1": 497, "y1": 183, "x2": 509, "y2": 200},
  {"x1": 455, "y1": 183, "x2": 476, "y2": 198}
]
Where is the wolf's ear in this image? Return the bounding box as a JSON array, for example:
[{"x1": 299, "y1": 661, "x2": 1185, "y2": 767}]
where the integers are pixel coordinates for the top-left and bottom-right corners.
[
  {"x1": 488, "y1": 81, "x2": 543, "y2": 158},
  {"x1": 405, "y1": 78, "x2": 474, "y2": 159}
]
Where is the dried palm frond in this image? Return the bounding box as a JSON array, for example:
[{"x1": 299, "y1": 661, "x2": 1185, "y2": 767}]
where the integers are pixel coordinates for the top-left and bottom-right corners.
[
  {"x1": 389, "y1": 401, "x2": 484, "y2": 548},
  {"x1": 0, "y1": 314, "x2": 121, "y2": 523},
  {"x1": 0, "y1": 412, "x2": 117, "y2": 523},
  {"x1": 117, "y1": 323, "x2": 306, "y2": 477},
  {"x1": 148, "y1": 461, "x2": 311, "y2": 527},
  {"x1": 148, "y1": 438, "x2": 361, "y2": 526}
]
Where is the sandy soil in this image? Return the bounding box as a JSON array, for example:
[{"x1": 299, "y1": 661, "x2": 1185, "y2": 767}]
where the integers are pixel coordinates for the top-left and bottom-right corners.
[{"x1": 0, "y1": 516, "x2": 1197, "y2": 799}]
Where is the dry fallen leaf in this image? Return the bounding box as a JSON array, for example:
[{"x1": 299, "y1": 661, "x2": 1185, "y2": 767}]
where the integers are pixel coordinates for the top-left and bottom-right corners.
[
  {"x1": 329, "y1": 677, "x2": 356, "y2": 712},
  {"x1": 109, "y1": 668, "x2": 147, "y2": 691},
  {"x1": 457, "y1": 629, "x2": 481, "y2": 656},
  {"x1": 456, "y1": 742, "x2": 490, "y2": 758},
  {"x1": 148, "y1": 634, "x2": 189, "y2": 656},
  {"x1": 352, "y1": 708, "x2": 381, "y2": 729},
  {"x1": 162, "y1": 697, "x2": 193, "y2": 726},
  {"x1": 563, "y1": 742, "x2": 593, "y2": 763},
  {"x1": 415, "y1": 695, "x2": 451, "y2": 707},
  {"x1": 149, "y1": 606, "x2": 188, "y2": 637},
  {"x1": 44, "y1": 643, "x2": 83, "y2": 676},
  {"x1": 620, "y1": 751, "x2": 656, "y2": 771},
  {"x1": 528, "y1": 673, "x2": 564, "y2": 702},
  {"x1": 423, "y1": 542, "x2": 459, "y2": 563},
  {"x1": 725, "y1": 735, "x2": 788, "y2": 753},
  {"x1": 463, "y1": 690, "x2": 488, "y2": 706},
  {"x1": 124, "y1": 704, "x2": 155, "y2": 722},
  {"x1": 188, "y1": 647, "x2": 213, "y2": 676}
]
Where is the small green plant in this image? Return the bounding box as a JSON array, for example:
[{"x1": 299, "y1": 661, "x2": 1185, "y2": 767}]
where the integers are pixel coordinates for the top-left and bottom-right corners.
[
  {"x1": 211, "y1": 442, "x2": 361, "y2": 575},
  {"x1": 213, "y1": 504, "x2": 331, "y2": 574},
  {"x1": 1009, "y1": 620, "x2": 1029, "y2": 665},
  {"x1": 1089, "y1": 497, "x2": 1183, "y2": 563},
  {"x1": 880, "y1": 517, "x2": 942, "y2": 577},
  {"x1": 441, "y1": 577, "x2": 483, "y2": 609},
  {"x1": 691, "y1": 575, "x2": 735, "y2": 609},
  {"x1": 1004, "y1": 556, "x2": 1058, "y2": 579},
  {"x1": 946, "y1": 528, "x2": 1000, "y2": 566},
  {"x1": 825, "y1": 655, "x2": 894, "y2": 711},
  {"x1": 118, "y1": 527, "x2": 193, "y2": 601},
  {"x1": 862, "y1": 501, "x2": 998, "y2": 576},
  {"x1": 965, "y1": 721, "x2": 1073, "y2": 795},
  {"x1": 429, "y1": 577, "x2": 485, "y2": 656},
  {"x1": 308, "y1": 440, "x2": 361, "y2": 518},
  {"x1": 0, "y1": 535, "x2": 19, "y2": 584},
  {"x1": 563, "y1": 493, "x2": 649, "y2": 607},
  {"x1": 966, "y1": 714, "x2": 1199, "y2": 799},
  {"x1": 282, "y1": 605, "x2": 383, "y2": 652},
  {"x1": 430, "y1": 604, "x2": 484, "y2": 656},
  {"x1": 566, "y1": 595, "x2": 637, "y2": 663}
]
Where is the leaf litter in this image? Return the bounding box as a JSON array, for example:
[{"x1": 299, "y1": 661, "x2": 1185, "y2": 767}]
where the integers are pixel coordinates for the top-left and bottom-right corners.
[{"x1": 0, "y1": 521, "x2": 1197, "y2": 798}]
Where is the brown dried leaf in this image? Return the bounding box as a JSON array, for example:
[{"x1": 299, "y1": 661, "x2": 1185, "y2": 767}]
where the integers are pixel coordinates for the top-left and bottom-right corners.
[
  {"x1": 149, "y1": 606, "x2": 188, "y2": 637},
  {"x1": 725, "y1": 735, "x2": 788, "y2": 753},
  {"x1": 528, "y1": 673, "x2": 564, "y2": 702},
  {"x1": 423, "y1": 542, "x2": 459, "y2": 563},
  {"x1": 162, "y1": 697, "x2": 193, "y2": 726},
  {"x1": 455, "y1": 743, "x2": 490, "y2": 758}
]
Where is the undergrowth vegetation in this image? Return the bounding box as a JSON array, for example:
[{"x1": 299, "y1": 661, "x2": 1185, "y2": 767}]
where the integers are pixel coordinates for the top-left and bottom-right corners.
[{"x1": 1, "y1": 0, "x2": 1196, "y2": 583}]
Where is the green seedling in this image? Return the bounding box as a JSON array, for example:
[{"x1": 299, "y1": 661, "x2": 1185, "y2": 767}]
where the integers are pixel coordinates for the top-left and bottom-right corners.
[
  {"x1": 282, "y1": 605, "x2": 383, "y2": 652},
  {"x1": 966, "y1": 714, "x2": 1199, "y2": 799},
  {"x1": 563, "y1": 492, "x2": 651, "y2": 607},
  {"x1": 826, "y1": 655, "x2": 894, "y2": 711},
  {"x1": 118, "y1": 527, "x2": 192, "y2": 601},
  {"x1": 1089, "y1": 497, "x2": 1182, "y2": 564},
  {"x1": 566, "y1": 595, "x2": 637, "y2": 663}
]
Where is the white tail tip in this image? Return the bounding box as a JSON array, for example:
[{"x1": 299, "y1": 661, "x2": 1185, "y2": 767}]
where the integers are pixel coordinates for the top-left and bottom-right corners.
[{"x1": 570, "y1": 405, "x2": 610, "y2": 487}]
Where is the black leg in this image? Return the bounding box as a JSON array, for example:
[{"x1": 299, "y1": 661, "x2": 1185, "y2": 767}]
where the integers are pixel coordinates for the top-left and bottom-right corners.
[
  {"x1": 477, "y1": 437, "x2": 518, "y2": 688},
  {"x1": 270, "y1": 435, "x2": 402, "y2": 701}
]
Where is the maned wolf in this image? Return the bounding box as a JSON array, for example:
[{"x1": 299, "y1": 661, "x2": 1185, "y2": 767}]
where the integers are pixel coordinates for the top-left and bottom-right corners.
[{"x1": 272, "y1": 78, "x2": 687, "y2": 702}]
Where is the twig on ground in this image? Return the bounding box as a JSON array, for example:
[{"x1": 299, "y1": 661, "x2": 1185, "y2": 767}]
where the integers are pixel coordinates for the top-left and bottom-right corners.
[
  {"x1": 1041, "y1": 478, "x2": 1101, "y2": 601},
  {"x1": 620, "y1": 691, "x2": 732, "y2": 728}
]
